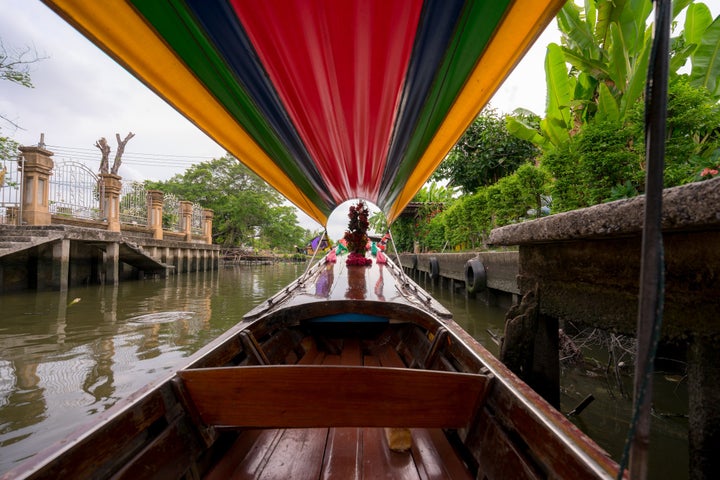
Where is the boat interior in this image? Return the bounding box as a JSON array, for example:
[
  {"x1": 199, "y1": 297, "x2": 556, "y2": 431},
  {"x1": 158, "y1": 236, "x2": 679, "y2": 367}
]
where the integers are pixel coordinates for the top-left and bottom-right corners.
[
  {"x1": 173, "y1": 259, "x2": 494, "y2": 479},
  {"x1": 187, "y1": 324, "x2": 488, "y2": 480}
]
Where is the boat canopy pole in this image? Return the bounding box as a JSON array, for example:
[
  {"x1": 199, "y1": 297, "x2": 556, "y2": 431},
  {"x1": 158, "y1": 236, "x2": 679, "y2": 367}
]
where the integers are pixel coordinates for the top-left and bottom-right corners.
[
  {"x1": 386, "y1": 227, "x2": 413, "y2": 287},
  {"x1": 618, "y1": 1, "x2": 670, "y2": 479},
  {"x1": 301, "y1": 228, "x2": 329, "y2": 281},
  {"x1": 387, "y1": 228, "x2": 401, "y2": 270}
]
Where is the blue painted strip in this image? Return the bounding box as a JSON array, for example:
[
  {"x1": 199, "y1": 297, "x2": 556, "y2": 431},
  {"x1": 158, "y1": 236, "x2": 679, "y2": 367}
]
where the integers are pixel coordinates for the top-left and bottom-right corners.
[
  {"x1": 379, "y1": 0, "x2": 465, "y2": 205},
  {"x1": 309, "y1": 313, "x2": 389, "y2": 323},
  {"x1": 184, "y1": 0, "x2": 333, "y2": 208}
]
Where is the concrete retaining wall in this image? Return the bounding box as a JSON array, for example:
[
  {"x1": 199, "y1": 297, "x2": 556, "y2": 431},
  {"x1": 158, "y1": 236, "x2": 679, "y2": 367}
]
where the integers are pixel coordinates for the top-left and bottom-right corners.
[
  {"x1": 488, "y1": 176, "x2": 720, "y2": 479},
  {"x1": 396, "y1": 251, "x2": 520, "y2": 296}
]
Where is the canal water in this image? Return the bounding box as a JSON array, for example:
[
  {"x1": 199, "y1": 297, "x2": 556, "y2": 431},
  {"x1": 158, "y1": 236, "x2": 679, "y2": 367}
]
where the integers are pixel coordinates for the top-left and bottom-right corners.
[{"x1": 0, "y1": 263, "x2": 688, "y2": 477}]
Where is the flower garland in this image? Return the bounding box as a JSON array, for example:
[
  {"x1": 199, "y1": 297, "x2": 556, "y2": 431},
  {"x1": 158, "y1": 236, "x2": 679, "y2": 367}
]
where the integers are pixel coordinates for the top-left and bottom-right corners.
[{"x1": 343, "y1": 200, "x2": 372, "y2": 266}]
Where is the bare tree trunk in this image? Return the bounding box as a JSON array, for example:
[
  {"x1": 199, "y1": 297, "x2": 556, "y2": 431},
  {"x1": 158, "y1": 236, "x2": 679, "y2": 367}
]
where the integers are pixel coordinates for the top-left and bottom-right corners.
[
  {"x1": 111, "y1": 132, "x2": 135, "y2": 175},
  {"x1": 95, "y1": 137, "x2": 110, "y2": 174}
]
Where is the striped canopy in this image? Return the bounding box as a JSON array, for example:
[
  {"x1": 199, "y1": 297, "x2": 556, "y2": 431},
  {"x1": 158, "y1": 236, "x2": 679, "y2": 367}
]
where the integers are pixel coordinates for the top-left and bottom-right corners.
[{"x1": 42, "y1": 0, "x2": 564, "y2": 226}]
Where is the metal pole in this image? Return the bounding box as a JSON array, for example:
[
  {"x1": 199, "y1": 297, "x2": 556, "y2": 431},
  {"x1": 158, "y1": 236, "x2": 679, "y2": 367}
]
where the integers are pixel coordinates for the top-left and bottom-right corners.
[{"x1": 628, "y1": 0, "x2": 670, "y2": 478}]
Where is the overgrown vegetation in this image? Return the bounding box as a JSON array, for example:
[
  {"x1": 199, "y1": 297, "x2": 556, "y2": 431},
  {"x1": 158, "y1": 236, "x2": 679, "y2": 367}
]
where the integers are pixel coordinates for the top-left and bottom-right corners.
[{"x1": 433, "y1": 108, "x2": 540, "y2": 193}]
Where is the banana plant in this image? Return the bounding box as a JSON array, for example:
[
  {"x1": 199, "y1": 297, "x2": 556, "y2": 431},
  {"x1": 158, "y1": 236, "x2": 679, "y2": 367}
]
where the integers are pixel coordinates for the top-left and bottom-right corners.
[
  {"x1": 507, "y1": 0, "x2": 719, "y2": 151},
  {"x1": 685, "y1": 2, "x2": 720, "y2": 96}
]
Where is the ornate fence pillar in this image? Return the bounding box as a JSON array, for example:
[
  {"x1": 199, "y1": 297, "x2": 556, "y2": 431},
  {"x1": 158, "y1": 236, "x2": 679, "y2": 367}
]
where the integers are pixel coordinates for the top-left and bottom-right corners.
[
  {"x1": 203, "y1": 209, "x2": 214, "y2": 244},
  {"x1": 100, "y1": 174, "x2": 122, "y2": 232},
  {"x1": 147, "y1": 190, "x2": 164, "y2": 240},
  {"x1": 180, "y1": 200, "x2": 193, "y2": 242},
  {"x1": 19, "y1": 144, "x2": 54, "y2": 225}
]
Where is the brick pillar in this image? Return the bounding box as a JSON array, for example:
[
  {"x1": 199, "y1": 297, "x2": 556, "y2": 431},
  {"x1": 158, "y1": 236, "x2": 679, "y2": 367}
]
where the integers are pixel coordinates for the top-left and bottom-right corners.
[
  {"x1": 19, "y1": 144, "x2": 54, "y2": 225},
  {"x1": 147, "y1": 190, "x2": 164, "y2": 240},
  {"x1": 180, "y1": 200, "x2": 193, "y2": 242},
  {"x1": 100, "y1": 174, "x2": 122, "y2": 232},
  {"x1": 203, "y1": 208, "x2": 214, "y2": 244}
]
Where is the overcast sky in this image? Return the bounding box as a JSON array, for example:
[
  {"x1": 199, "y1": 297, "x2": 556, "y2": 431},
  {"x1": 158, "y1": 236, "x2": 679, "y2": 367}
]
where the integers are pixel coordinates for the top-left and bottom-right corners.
[{"x1": 1, "y1": 0, "x2": 562, "y2": 235}]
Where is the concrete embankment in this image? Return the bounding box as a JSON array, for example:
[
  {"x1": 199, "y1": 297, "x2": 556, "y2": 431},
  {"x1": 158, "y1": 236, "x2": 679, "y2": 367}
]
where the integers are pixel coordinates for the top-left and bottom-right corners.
[
  {"x1": 488, "y1": 176, "x2": 720, "y2": 479},
  {"x1": 0, "y1": 224, "x2": 220, "y2": 292},
  {"x1": 393, "y1": 251, "x2": 520, "y2": 306}
]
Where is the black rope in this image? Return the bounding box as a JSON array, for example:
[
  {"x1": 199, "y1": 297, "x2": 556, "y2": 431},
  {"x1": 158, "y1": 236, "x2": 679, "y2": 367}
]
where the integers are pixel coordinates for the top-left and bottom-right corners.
[{"x1": 616, "y1": 0, "x2": 670, "y2": 478}]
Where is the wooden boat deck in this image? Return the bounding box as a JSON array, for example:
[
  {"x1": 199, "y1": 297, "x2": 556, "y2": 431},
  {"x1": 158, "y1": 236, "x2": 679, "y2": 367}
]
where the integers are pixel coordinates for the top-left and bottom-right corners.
[{"x1": 200, "y1": 339, "x2": 474, "y2": 479}]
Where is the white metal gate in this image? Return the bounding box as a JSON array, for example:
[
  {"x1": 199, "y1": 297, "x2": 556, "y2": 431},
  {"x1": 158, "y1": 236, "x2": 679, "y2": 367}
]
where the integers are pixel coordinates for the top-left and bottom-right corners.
[
  {"x1": 49, "y1": 160, "x2": 103, "y2": 220},
  {"x1": 0, "y1": 156, "x2": 21, "y2": 225}
]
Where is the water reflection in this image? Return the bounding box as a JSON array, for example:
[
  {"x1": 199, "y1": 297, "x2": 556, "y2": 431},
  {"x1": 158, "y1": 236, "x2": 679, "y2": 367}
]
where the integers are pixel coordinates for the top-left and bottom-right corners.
[
  {"x1": 374, "y1": 264, "x2": 386, "y2": 301},
  {"x1": 314, "y1": 263, "x2": 334, "y2": 298},
  {"x1": 345, "y1": 266, "x2": 367, "y2": 299},
  {"x1": 0, "y1": 263, "x2": 305, "y2": 474}
]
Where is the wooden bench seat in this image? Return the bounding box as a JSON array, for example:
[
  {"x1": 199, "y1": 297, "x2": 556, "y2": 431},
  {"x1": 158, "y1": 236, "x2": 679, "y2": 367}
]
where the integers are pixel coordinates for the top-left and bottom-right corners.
[
  {"x1": 178, "y1": 365, "x2": 490, "y2": 429},
  {"x1": 194, "y1": 335, "x2": 485, "y2": 479}
]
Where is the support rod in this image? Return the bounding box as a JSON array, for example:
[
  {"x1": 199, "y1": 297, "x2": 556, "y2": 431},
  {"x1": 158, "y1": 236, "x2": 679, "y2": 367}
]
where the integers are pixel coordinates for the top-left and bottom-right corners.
[{"x1": 625, "y1": 1, "x2": 670, "y2": 479}]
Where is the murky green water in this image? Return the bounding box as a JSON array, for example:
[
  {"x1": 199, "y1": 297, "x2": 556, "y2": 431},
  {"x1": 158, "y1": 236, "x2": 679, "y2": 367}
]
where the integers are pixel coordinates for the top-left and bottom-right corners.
[{"x1": 0, "y1": 263, "x2": 688, "y2": 478}]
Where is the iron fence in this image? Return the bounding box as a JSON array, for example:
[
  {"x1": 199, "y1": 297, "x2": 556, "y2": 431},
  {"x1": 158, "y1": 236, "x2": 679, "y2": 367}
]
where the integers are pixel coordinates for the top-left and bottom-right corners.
[
  {"x1": 119, "y1": 181, "x2": 148, "y2": 226},
  {"x1": 0, "y1": 157, "x2": 21, "y2": 225},
  {"x1": 191, "y1": 203, "x2": 204, "y2": 234},
  {"x1": 163, "y1": 193, "x2": 182, "y2": 231}
]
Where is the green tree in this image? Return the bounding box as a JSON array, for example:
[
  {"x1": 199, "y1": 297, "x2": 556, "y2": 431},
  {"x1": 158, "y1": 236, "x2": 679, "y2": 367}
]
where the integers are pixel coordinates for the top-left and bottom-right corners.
[
  {"x1": 385, "y1": 216, "x2": 414, "y2": 253},
  {"x1": 1, "y1": 40, "x2": 44, "y2": 129},
  {"x1": 543, "y1": 78, "x2": 720, "y2": 210},
  {"x1": 515, "y1": 163, "x2": 553, "y2": 218},
  {"x1": 149, "y1": 155, "x2": 309, "y2": 249},
  {"x1": 627, "y1": 77, "x2": 720, "y2": 186},
  {"x1": 257, "y1": 205, "x2": 309, "y2": 251},
  {"x1": 0, "y1": 40, "x2": 37, "y2": 88},
  {"x1": 368, "y1": 210, "x2": 388, "y2": 235},
  {"x1": 1, "y1": 39, "x2": 44, "y2": 161},
  {"x1": 408, "y1": 182, "x2": 457, "y2": 252},
  {"x1": 434, "y1": 109, "x2": 539, "y2": 193},
  {"x1": 0, "y1": 134, "x2": 19, "y2": 162}
]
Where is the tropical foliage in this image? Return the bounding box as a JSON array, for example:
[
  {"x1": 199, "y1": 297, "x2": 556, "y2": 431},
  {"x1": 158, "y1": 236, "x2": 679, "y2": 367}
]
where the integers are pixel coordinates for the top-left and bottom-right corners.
[
  {"x1": 531, "y1": 0, "x2": 720, "y2": 211},
  {"x1": 433, "y1": 109, "x2": 540, "y2": 193},
  {"x1": 507, "y1": 0, "x2": 720, "y2": 151}
]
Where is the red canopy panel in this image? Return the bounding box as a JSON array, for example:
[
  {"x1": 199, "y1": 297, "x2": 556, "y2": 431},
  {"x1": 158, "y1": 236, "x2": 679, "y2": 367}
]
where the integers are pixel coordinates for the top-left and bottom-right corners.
[{"x1": 231, "y1": 0, "x2": 422, "y2": 204}]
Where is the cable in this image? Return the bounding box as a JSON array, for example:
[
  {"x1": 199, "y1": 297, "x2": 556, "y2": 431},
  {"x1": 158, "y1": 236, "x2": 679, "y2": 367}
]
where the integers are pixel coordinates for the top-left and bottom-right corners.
[
  {"x1": 616, "y1": 0, "x2": 669, "y2": 478},
  {"x1": 44, "y1": 144, "x2": 219, "y2": 169}
]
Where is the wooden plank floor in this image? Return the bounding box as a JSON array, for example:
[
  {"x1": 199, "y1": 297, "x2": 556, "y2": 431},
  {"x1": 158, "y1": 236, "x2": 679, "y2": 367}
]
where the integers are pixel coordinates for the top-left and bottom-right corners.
[{"x1": 205, "y1": 338, "x2": 473, "y2": 480}]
